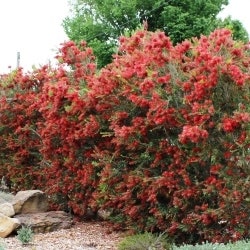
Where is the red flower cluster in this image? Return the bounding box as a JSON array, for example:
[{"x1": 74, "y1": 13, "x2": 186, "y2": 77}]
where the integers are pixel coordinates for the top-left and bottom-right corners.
[
  {"x1": 179, "y1": 125, "x2": 209, "y2": 143},
  {"x1": 222, "y1": 117, "x2": 240, "y2": 132}
]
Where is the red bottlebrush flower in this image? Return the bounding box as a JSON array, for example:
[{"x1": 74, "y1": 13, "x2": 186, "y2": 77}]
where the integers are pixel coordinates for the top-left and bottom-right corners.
[
  {"x1": 139, "y1": 78, "x2": 154, "y2": 94},
  {"x1": 222, "y1": 117, "x2": 239, "y2": 132},
  {"x1": 179, "y1": 125, "x2": 208, "y2": 144},
  {"x1": 168, "y1": 222, "x2": 179, "y2": 234},
  {"x1": 224, "y1": 151, "x2": 232, "y2": 159},
  {"x1": 114, "y1": 125, "x2": 133, "y2": 138},
  {"x1": 210, "y1": 164, "x2": 222, "y2": 175},
  {"x1": 182, "y1": 82, "x2": 192, "y2": 92},
  {"x1": 234, "y1": 112, "x2": 250, "y2": 123}
]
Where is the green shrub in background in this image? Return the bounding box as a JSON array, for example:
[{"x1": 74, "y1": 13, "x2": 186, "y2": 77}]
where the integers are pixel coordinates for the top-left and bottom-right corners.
[
  {"x1": 118, "y1": 232, "x2": 172, "y2": 250},
  {"x1": 0, "y1": 240, "x2": 5, "y2": 250}
]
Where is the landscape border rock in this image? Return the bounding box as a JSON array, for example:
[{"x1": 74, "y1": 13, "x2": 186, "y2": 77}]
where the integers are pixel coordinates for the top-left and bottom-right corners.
[
  {"x1": 0, "y1": 190, "x2": 72, "y2": 238},
  {"x1": 12, "y1": 190, "x2": 48, "y2": 214},
  {"x1": 0, "y1": 202, "x2": 15, "y2": 217},
  {"x1": 0, "y1": 213, "x2": 20, "y2": 238},
  {"x1": 14, "y1": 211, "x2": 73, "y2": 233}
]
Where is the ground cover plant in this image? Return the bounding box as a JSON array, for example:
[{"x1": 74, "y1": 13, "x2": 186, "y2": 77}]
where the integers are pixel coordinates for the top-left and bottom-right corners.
[
  {"x1": 16, "y1": 225, "x2": 34, "y2": 245},
  {"x1": 174, "y1": 240, "x2": 250, "y2": 250},
  {"x1": 118, "y1": 233, "x2": 250, "y2": 250},
  {"x1": 118, "y1": 232, "x2": 172, "y2": 250},
  {"x1": 0, "y1": 28, "x2": 249, "y2": 245}
]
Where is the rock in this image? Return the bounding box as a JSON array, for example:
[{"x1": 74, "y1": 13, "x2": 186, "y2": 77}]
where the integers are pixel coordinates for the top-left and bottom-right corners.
[
  {"x1": 14, "y1": 211, "x2": 73, "y2": 233},
  {"x1": 0, "y1": 186, "x2": 9, "y2": 193},
  {"x1": 0, "y1": 192, "x2": 14, "y2": 203},
  {"x1": 0, "y1": 213, "x2": 20, "y2": 238},
  {"x1": 0, "y1": 197, "x2": 7, "y2": 204},
  {"x1": 97, "y1": 209, "x2": 111, "y2": 220},
  {"x1": 12, "y1": 190, "x2": 48, "y2": 214},
  {"x1": 0, "y1": 189, "x2": 73, "y2": 237},
  {"x1": 0, "y1": 202, "x2": 15, "y2": 217}
]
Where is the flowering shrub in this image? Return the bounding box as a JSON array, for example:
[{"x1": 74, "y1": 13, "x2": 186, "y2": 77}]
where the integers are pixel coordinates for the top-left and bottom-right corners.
[
  {"x1": 92, "y1": 29, "x2": 250, "y2": 244},
  {"x1": 0, "y1": 29, "x2": 249, "y2": 244},
  {"x1": 29, "y1": 41, "x2": 105, "y2": 214},
  {"x1": 0, "y1": 67, "x2": 48, "y2": 189}
]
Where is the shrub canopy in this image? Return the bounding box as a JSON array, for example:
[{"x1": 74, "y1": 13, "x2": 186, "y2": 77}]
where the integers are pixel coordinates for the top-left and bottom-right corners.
[{"x1": 0, "y1": 28, "x2": 249, "y2": 244}]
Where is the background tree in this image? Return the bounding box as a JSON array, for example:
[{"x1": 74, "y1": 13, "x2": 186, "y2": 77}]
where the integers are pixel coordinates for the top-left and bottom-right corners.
[
  {"x1": 216, "y1": 16, "x2": 249, "y2": 42},
  {"x1": 63, "y1": 0, "x2": 249, "y2": 68}
]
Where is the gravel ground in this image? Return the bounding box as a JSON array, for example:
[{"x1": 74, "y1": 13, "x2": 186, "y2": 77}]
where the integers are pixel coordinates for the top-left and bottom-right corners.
[{"x1": 2, "y1": 221, "x2": 124, "y2": 250}]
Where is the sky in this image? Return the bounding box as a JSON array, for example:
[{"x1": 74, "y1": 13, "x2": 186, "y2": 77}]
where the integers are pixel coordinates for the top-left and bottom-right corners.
[
  {"x1": 0, "y1": 0, "x2": 249, "y2": 74},
  {"x1": 0, "y1": 0, "x2": 69, "y2": 74}
]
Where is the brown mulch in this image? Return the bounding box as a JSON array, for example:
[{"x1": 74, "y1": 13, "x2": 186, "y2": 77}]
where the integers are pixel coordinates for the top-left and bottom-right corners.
[{"x1": 2, "y1": 221, "x2": 126, "y2": 250}]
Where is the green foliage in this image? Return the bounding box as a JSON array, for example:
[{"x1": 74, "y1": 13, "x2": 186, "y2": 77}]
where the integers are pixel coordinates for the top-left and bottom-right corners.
[
  {"x1": 0, "y1": 240, "x2": 6, "y2": 250},
  {"x1": 17, "y1": 225, "x2": 34, "y2": 245},
  {"x1": 119, "y1": 238, "x2": 250, "y2": 250},
  {"x1": 88, "y1": 38, "x2": 116, "y2": 68},
  {"x1": 173, "y1": 240, "x2": 250, "y2": 249},
  {"x1": 216, "y1": 16, "x2": 249, "y2": 43},
  {"x1": 159, "y1": 0, "x2": 227, "y2": 43},
  {"x1": 118, "y1": 232, "x2": 172, "y2": 250}
]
